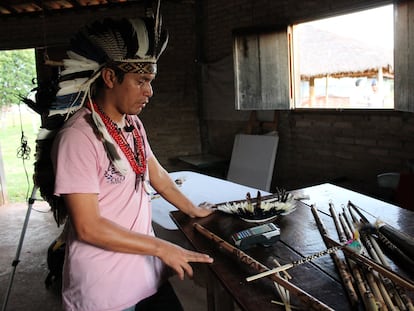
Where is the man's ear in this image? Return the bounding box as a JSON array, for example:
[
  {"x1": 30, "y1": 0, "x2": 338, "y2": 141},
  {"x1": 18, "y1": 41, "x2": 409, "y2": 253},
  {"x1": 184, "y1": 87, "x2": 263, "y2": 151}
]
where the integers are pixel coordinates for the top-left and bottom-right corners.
[{"x1": 101, "y1": 68, "x2": 116, "y2": 88}]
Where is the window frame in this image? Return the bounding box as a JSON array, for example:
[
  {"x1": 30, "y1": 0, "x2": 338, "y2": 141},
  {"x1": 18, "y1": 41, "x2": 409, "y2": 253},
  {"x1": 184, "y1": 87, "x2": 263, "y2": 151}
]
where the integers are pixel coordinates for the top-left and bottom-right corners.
[{"x1": 233, "y1": 3, "x2": 413, "y2": 113}]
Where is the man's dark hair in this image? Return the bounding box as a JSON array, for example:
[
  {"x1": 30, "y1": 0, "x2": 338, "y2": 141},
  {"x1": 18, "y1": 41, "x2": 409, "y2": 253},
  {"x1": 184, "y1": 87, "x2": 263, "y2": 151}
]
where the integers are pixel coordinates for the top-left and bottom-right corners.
[{"x1": 91, "y1": 66, "x2": 126, "y2": 98}]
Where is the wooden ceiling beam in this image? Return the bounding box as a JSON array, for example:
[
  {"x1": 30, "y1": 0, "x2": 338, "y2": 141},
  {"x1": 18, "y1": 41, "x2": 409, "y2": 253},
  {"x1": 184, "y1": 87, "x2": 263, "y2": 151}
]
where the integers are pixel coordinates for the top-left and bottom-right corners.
[
  {"x1": 65, "y1": 0, "x2": 81, "y2": 8},
  {"x1": 0, "y1": 4, "x2": 18, "y2": 14},
  {"x1": 0, "y1": 0, "x2": 192, "y2": 18}
]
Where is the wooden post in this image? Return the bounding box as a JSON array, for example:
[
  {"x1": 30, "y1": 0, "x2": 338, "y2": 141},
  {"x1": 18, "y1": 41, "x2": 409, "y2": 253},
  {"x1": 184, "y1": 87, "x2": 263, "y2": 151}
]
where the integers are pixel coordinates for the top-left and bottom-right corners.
[
  {"x1": 309, "y1": 77, "x2": 315, "y2": 107},
  {"x1": 325, "y1": 75, "x2": 329, "y2": 106}
]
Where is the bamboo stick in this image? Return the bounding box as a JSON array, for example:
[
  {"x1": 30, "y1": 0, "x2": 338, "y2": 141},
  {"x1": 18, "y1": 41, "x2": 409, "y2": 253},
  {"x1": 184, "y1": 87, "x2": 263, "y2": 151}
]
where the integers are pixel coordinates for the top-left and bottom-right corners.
[
  {"x1": 193, "y1": 223, "x2": 335, "y2": 311},
  {"x1": 336, "y1": 203, "x2": 414, "y2": 309},
  {"x1": 310, "y1": 205, "x2": 360, "y2": 307},
  {"x1": 342, "y1": 207, "x2": 356, "y2": 238},
  {"x1": 362, "y1": 234, "x2": 395, "y2": 311},
  {"x1": 338, "y1": 212, "x2": 354, "y2": 241},
  {"x1": 347, "y1": 204, "x2": 405, "y2": 310},
  {"x1": 334, "y1": 208, "x2": 380, "y2": 311},
  {"x1": 348, "y1": 201, "x2": 414, "y2": 259},
  {"x1": 365, "y1": 272, "x2": 389, "y2": 310},
  {"x1": 272, "y1": 257, "x2": 292, "y2": 311},
  {"x1": 342, "y1": 207, "x2": 390, "y2": 306},
  {"x1": 351, "y1": 264, "x2": 379, "y2": 311},
  {"x1": 329, "y1": 203, "x2": 347, "y2": 243},
  {"x1": 347, "y1": 204, "x2": 411, "y2": 310},
  {"x1": 324, "y1": 236, "x2": 414, "y2": 292},
  {"x1": 273, "y1": 258, "x2": 292, "y2": 280}
]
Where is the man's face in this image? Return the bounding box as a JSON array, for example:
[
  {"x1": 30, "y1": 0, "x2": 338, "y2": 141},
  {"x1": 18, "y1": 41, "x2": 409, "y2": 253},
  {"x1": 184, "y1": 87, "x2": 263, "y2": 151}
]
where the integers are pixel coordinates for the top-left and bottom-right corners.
[{"x1": 112, "y1": 72, "x2": 156, "y2": 116}]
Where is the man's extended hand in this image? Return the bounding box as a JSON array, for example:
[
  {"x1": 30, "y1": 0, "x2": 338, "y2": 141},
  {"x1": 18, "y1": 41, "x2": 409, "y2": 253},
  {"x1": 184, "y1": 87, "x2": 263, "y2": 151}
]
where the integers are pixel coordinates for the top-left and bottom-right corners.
[{"x1": 158, "y1": 241, "x2": 214, "y2": 280}]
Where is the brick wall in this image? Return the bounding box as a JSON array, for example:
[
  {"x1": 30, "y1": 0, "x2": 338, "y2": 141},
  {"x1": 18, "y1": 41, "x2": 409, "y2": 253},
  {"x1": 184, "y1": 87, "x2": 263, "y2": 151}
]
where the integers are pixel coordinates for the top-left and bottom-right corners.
[{"x1": 275, "y1": 110, "x2": 414, "y2": 194}]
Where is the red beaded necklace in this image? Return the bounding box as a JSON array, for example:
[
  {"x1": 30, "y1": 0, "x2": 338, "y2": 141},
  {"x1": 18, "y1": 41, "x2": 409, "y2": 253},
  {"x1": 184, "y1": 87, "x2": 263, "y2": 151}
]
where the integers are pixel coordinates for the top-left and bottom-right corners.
[{"x1": 90, "y1": 102, "x2": 146, "y2": 176}]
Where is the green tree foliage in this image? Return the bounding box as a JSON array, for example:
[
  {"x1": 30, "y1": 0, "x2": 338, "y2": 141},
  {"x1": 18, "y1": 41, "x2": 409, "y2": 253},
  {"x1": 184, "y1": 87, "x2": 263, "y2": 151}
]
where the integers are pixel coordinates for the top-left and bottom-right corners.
[{"x1": 0, "y1": 49, "x2": 36, "y2": 108}]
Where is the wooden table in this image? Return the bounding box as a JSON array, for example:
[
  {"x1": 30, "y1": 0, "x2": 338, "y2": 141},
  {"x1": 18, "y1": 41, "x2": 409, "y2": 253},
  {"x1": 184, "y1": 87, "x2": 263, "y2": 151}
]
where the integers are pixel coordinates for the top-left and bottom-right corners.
[{"x1": 161, "y1": 173, "x2": 414, "y2": 311}]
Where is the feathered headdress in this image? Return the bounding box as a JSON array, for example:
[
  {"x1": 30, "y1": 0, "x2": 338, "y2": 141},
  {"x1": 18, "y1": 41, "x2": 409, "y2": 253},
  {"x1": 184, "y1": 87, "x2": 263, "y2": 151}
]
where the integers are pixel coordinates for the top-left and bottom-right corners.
[
  {"x1": 57, "y1": 10, "x2": 168, "y2": 174},
  {"x1": 56, "y1": 2, "x2": 168, "y2": 174},
  {"x1": 58, "y1": 3, "x2": 169, "y2": 114},
  {"x1": 31, "y1": 1, "x2": 168, "y2": 225}
]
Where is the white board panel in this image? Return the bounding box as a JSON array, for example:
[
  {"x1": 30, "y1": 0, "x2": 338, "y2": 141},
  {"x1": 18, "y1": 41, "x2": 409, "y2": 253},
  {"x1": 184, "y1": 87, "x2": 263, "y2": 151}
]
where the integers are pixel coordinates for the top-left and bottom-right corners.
[{"x1": 227, "y1": 133, "x2": 279, "y2": 191}]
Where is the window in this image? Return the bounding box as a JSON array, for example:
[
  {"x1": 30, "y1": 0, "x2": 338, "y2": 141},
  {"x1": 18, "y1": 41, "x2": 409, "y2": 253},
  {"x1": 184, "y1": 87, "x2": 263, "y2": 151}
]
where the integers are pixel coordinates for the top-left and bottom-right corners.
[
  {"x1": 293, "y1": 5, "x2": 394, "y2": 109},
  {"x1": 233, "y1": 4, "x2": 397, "y2": 111}
]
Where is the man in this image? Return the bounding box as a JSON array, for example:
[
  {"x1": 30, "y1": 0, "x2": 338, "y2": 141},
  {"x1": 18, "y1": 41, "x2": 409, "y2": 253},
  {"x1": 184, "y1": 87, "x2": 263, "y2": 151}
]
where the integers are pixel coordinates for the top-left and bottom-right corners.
[{"x1": 48, "y1": 15, "x2": 214, "y2": 311}]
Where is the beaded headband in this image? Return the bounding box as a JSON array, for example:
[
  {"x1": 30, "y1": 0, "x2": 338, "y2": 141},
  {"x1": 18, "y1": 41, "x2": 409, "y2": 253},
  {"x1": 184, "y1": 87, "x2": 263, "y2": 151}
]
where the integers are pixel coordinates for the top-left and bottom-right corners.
[{"x1": 114, "y1": 62, "x2": 157, "y2": 74}]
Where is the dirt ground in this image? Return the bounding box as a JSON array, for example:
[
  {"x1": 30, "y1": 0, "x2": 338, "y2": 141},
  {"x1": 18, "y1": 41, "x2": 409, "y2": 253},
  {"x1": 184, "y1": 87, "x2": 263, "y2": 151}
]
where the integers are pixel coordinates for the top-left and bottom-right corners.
[{"x1": 0, "y1": 200, "x2": 63, "y2": 310}]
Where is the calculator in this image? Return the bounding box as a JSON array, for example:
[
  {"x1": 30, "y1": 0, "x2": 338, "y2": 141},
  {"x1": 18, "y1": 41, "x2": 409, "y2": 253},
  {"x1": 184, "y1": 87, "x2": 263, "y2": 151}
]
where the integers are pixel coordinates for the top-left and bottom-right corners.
[{"x1": 231, "y1": 223, "x2": 280, "y2": 250}]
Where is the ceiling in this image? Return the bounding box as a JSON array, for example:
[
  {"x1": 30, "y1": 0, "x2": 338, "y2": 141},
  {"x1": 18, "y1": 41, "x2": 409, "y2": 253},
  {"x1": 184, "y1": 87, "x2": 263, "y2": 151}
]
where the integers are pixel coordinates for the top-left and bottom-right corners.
[{"x1": 0, "y1": 0, "x2": 191, "y2": 17}]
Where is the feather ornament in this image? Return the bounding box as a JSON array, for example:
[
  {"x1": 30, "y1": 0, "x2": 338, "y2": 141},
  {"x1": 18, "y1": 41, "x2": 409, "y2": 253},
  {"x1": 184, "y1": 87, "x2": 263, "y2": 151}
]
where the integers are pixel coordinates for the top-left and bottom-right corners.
[
  {"x1": 129, "y1": 18, "x2": 150, "y2": 60},
  {"x1": 153, "y1": 0, "x2": 169, "y2": 60},
  {"x1": 90, "y1": 18, "x2": 141, "y2": 61},
  {"x1": 216, "y1": 190, "x2": 297, "y2": 223},
  {"x1": 61, "y1": 51, "x2": 100, "y2": 76},
  {"x1": 70, "y1": 30, "x2": 107, "y2": 64},
  {"x1": 90, "y1": 108, "x2": 129, "y2": 176},
  {"x1": 155, "y1": 30, "x2": 168, "y2": 60},
  {"x1": 57, "y1": 78, "x2": 88, "y2": 96},
  {"x1": 154, "y1": 0, "x2": 161, "y2": 54},
  {"x1": 88, "y1": 28, "x2": 127, "y2": 61}
]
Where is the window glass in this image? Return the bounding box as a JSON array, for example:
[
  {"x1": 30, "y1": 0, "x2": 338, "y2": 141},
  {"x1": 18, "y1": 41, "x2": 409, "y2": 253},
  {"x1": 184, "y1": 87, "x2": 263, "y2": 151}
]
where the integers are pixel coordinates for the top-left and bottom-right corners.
[{"x1": 293, "y1": 5, "x2": 394, "y2": 109}]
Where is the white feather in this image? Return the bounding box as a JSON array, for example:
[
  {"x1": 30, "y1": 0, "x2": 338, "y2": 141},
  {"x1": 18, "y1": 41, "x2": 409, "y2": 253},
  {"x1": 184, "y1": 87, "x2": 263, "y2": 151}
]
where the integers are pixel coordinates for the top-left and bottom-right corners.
[
  {"x1": 157, "y1": 35, "x2": 169, "y2": 59},
  {"x1": 57, "y1": 78, "x2": 89, "y2": 96},
  {"x1": 129, "y1": 18, "x2": 150, "y2": 59},
  {"x1": 61, "y1": 51, "x2": 100, "y2": 76},
  {"x1": 90, "y1": 109, "x2": 129, "y2": 176},
  {"x1": 66, "y1": 51, "x2": 94, "y2": 61}
]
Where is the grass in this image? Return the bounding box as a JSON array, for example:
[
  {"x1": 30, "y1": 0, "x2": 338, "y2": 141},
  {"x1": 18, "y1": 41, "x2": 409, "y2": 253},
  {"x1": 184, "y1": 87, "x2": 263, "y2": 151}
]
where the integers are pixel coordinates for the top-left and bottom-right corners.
[{"x1": 0, "y1": 105, "x2": 41, "y2": 203}]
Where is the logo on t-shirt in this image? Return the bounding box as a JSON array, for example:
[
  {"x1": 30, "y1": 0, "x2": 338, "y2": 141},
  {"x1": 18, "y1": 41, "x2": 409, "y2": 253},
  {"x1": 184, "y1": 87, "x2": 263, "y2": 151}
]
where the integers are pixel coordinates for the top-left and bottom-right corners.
[{"x1": 104, "y1": 162, "x2": 125, "y2": 184}]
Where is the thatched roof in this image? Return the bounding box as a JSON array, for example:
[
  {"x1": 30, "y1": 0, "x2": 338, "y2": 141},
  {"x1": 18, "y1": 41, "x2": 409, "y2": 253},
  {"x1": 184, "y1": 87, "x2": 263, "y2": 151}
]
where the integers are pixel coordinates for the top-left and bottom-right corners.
[{"x1": 298, "y1": 25, "x2": 393, "y2": 80}]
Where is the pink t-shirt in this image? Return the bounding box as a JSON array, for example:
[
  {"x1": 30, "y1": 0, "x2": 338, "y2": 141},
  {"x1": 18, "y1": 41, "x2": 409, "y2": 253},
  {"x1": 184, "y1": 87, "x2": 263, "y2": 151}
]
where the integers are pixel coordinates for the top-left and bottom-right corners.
[{"x1": 52, "y1": 107, "x2": 164, "y2": 311}]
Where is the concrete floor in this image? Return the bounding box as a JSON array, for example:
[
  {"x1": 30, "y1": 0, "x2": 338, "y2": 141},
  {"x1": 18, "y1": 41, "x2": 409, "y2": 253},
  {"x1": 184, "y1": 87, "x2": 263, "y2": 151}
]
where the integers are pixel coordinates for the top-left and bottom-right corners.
[{"x1": 0, "y1": 201, "x2": 210, "y2": 311}]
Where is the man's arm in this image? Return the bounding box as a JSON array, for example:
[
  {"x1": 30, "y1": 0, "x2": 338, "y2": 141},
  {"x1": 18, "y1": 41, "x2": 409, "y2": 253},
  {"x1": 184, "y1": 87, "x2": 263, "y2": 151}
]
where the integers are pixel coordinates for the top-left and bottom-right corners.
[
  {"x1": 148, "y1": 156, "x2": 215, "y2": 218},
  {"x1": 63, "y1": 192, "x2": 213, "y2": 279}
]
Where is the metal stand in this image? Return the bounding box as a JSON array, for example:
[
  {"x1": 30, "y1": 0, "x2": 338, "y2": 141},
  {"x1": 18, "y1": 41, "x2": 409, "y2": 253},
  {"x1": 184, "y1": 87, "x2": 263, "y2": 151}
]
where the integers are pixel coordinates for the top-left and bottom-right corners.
[{"x1": 1, "y1": 185, "x2": 38, "y2": 311}]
